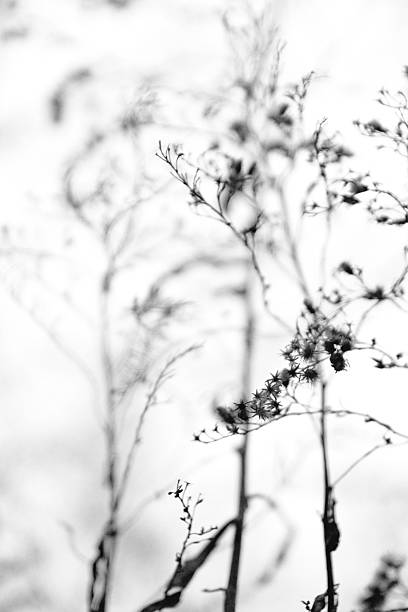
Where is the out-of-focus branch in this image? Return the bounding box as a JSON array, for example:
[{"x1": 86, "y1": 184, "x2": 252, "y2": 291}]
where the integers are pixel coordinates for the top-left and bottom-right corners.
[{"x1": 114, "y1": 345, "x2": 200, "y2": 510}]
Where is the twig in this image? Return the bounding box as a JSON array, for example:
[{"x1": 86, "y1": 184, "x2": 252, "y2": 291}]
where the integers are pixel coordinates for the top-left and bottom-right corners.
[
  {"x1": 121, "y1": 449, "x2": 232, "y2": 533},
  {"x1": 156, "y1": 142, "x2": 292, "y2": 333},
  {"x1": 114, "y1": 345, "x2": 200, "y2": 510},
  {"x1": 138, "y1": 519, "x2": 235, "y2": 612},
  {"x1": 332, "y1": 441, "x2": 389, "y2": 487}
]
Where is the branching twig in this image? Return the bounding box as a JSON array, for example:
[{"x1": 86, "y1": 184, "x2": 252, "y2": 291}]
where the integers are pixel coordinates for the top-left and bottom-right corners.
[
  {"x1": 114, "y1": 345, "x2": 200, "y2": 510},
  {"x1": 138, "y1": 481, "x2": 234, "y2": 612}
]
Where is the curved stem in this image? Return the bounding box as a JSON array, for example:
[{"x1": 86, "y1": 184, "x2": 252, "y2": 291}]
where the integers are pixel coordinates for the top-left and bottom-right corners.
[{"x1": 89, "y1": 263, "x2": 118, "y2": 612}]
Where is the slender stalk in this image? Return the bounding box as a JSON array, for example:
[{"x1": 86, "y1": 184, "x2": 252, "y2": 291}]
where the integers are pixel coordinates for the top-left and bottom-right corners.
[
  {"x1": 224, "y1": 262, "x2": 255, "y2": 612},
  {"x1": 320, "y1": 381, "x2": 336, "y2": 612},
  {"x1": 278, "y1": 183, "x2": 337, "y2": 610},
  {"x1": 89, "y1": 264, "x2": 119, "y2": 612}
]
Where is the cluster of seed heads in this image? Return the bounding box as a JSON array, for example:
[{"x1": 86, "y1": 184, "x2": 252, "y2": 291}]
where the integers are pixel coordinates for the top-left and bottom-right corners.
[
  {"x1": 200, "y1": 309, "x2": 355, "y2": 438},
  {"x1": 282, "y1": 307, "x2": 354, "y2": 375}
]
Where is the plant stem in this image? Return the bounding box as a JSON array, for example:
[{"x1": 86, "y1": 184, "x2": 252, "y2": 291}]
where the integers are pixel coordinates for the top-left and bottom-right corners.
[
  {"x1": 224, "y1": 262, "x2": 255, "y2": 612},
  {"x1": 89, "y1": 265, "x2": 119, "y2": 612},
  {"x1": 276, "y1": 183, "x2": 311, "y2": 302},
  {"x1": 278, "y1": 183, "x2": 337, "y2": 610},
  {"x1": 320, "y1": 381, "x2": 336, "y2": 612}
]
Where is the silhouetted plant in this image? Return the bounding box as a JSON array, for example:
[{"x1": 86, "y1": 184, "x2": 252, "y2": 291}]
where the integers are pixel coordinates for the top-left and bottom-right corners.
[
  {"x1": 159, "y1": 6, "x2": 408, "y2": 612},
  {"x1": 5, "y1": 2, "x2": 408, "y2": 612}
]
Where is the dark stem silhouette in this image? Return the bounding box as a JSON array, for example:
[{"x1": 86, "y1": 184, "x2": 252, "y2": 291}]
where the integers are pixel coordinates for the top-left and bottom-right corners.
[
  {"x1": 224, "y1": 262, "x2": 255, "y2": 612},
  {"x1": 320, "y1": 381, "x2": 336, "y2": 612}
]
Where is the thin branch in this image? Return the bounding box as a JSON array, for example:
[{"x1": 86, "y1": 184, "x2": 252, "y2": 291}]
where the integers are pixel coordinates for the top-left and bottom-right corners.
[
  {"x1": 332, "y1": 442, "x2": 387, "y2": 487},
  {"x1": 0, "y1": 278, "x2": 99, "y2": 396},
  {"x1": 156, "y1": 142, "x2": 292, "y2": 332},
  {"x1": 196, "y1": 406, "x2": 408, "y2": 444},
  {"x1": 114, "y1": 345, "x2": 200, "y2": 510}
]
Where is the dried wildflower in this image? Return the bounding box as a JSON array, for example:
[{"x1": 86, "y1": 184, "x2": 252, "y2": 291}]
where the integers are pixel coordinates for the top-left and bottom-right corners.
[
  {"x1": 340, "y1": 338, "x2": 353, "y2": 353},
  {"x1": 302, "y1": 367, "x2": 319, "y2": 383},
  {"x1": 338, "y1": 261, "x2": 354, "y2": 275},
  {"x1": 216, "y1": 407, "x2": 236, "y2": 425},
  {"x1": 364, "y1": 119, "x2": 388, "y2": 134},
  {"x1": 349, "y1": 180, "x2": 368, "y2": 195},
  {"x1": 342, "y1": 194, "x2": 359, "y2": 205},
  {"x1": 323, "y1": 327, "x2": 354, "y2": 366},
  {"x1": 235, "y1": 400, "x2": 249, "y2": 421},
  {"x1": 280, "y1": 368, "x2": 291, "y2": 387},
  {"x1": 373, "y1": 358, "x2": 386, "y2": 369},
  {"x1": 301, "y1": 341, "x2": 316, "y2": 360},
  {"x1": 364, "y1": 285, "x2": 385, "y2": 300},
  {"x1": 265, "y1": 379, "x2": 282, "y2": 395},
  {"x1": 330, "y1": 351, "x2": 346, "y2": 372},
  {"x1": 304, "y1": 298, "x2": 317, "y2": 314},
  {"x1": 251, "y1": 402, "x2": 273, "y2": 421}
]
